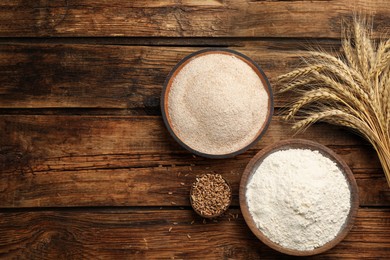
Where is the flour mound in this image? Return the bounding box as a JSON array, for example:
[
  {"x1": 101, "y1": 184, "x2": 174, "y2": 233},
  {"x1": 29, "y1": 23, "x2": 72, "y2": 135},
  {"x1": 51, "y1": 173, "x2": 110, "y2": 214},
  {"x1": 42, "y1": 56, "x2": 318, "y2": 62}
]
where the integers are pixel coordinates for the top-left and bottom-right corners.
[
  {"x1": 246, "y1": 148, "x2": 351, "y2": 251},
  {"x1": 168, "y1": 53, "x2": 269, "y2": 155}
]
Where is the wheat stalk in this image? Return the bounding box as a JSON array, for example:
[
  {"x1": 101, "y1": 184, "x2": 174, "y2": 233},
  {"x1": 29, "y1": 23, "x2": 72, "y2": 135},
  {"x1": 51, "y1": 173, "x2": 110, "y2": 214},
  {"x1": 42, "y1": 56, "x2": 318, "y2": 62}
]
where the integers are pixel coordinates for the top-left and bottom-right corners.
[{"x1": 277, "y1": 17, "x2": 390, "y2": 187}]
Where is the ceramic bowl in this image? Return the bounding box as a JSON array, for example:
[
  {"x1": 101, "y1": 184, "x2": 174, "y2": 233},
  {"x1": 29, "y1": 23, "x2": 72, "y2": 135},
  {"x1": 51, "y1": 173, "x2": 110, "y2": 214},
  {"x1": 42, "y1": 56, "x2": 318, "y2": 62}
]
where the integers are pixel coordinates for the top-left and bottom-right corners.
[
  {"x1": 161, "y1": 48, "x2": 273, "y2": 159},
  {"x1": 239, "y1": 139, "x2": 359, "y2": 256}
]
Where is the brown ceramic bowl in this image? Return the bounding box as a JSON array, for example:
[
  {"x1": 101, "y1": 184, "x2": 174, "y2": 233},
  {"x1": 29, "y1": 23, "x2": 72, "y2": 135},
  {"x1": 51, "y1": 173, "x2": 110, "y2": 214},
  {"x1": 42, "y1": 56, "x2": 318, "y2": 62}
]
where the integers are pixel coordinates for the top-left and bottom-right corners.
[
  {"x1": 190, "y1": 174, "x2": 232, "y2": 218},
  {"x1": 161, "y1": 48, "x2": 273, "y2": 159},
  {"x1": 239, "y1": 139, "x2": 359, "y2": 256}
]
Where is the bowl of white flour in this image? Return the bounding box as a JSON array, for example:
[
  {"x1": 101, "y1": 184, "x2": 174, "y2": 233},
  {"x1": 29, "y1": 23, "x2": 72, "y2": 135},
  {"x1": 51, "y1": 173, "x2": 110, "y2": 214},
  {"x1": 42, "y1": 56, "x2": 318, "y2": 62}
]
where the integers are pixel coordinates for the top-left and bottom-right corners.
[
  {"x1": 161, "y1": 49, "x2": 273, "y2": 158},
  {"x1": 239, "y1": 139, "x2": 359, "y2": 256}
]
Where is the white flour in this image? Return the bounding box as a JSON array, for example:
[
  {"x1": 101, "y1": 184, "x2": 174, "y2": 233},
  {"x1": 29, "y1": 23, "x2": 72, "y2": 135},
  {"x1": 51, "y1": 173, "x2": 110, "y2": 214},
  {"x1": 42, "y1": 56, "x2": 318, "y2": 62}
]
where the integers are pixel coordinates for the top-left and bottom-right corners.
[
  {"x1": 168, "y1": 53, "x2": 269, "y2": 155},
  {"x1": 246, "y1": 148, "x2": 351, "y2": 251}
]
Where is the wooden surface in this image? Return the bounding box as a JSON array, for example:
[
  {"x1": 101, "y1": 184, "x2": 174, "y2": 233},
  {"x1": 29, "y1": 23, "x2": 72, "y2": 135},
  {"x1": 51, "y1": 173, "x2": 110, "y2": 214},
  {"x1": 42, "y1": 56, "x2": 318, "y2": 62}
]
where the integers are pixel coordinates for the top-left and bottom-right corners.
[{"x1": 0, "y1": 0, "x2": 389, "y2": 259}]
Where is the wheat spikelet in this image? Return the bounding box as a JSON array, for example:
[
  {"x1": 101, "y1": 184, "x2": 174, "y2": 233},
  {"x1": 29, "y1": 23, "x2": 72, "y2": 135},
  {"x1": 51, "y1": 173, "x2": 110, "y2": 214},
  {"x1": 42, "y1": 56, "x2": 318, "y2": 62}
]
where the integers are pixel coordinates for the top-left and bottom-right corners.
[
  {"x1": 376, "y1": 39, "x2": 390, "y2": 61},
  {"x1": 375, "y1": 52, "x2": 390, "y2": 75},
  {"x1": 373, "y1": 40, "x2": 390, "y2": 70},
  {"x1": 314, "y1": 59, "x2": 370, "y2": 101},
  {"x1": 277, "y1": 64, "x2": 323, "y2": 82},
  {"x1": 311, "y1": 71, "x2": 367, "y2": 113},
  {"x1": 324, "y1": 118, "x2": 358, "y2": 130},
  {"x1": 292, "y1": 110, "x2": 353, "y2": 131},
  {"x1": 384, "y1": 39, "x2": 390, "y2": 52},
  {"x1": 379, "y1": 69, "x2": 390, "y2": 121},
  {"x1": 286, "y1": 88, "x2": 355, "y2": 120},
  {"x1": 308, "y1": 51, "x2": 369, "y2": 94},
  {"x1": 386, "y1": 85, "x2": 390, "y2": 132},
  {"x1": 343, "y1": 38, "x2": 360, "y2": 71},
  {"x1": 354, "y1": 21, "x2": 370, "y2": 76},
  {"x1": 376, "y1": 41, "x2": 387, "y2": 62},
  {"x1": 278, "y1": 78, "x2": 314, "y2": 93},
  {"x1": 362, "y1": 28, "x2": 375, "y2": 67},
  {"x1": 381, "y1": 74, "x2": 390, "y2": 107},
  {"x1": 277, "y1": 17, "x2": 390, "y2": 187}
]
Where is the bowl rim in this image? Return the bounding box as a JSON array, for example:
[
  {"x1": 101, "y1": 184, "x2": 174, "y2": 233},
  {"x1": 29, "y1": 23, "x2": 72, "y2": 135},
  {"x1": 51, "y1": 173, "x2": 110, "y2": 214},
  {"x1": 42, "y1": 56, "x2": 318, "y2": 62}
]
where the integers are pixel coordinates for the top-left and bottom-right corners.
[
  {"x1": 160, "y1": 48, "x2": 274, "y2": 159},
  {"x1": 239, "y1": 139, "x2": 359, "y2": 256}
]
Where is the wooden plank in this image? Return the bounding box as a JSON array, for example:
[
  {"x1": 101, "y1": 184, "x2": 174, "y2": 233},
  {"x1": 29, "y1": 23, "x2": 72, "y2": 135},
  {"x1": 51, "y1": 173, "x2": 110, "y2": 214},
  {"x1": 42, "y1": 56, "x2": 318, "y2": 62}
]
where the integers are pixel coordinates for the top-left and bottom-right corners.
[
  {"x1": 1, "y1": 115, "x2": 388, "y2": 208},
  {"x1": 0, "y1": 0, "x2": 389, "y2": 37},
  {"x1": 0, "y1": 36, "x2": 244, "y2": 47},
  {"x1": 0, "y1": 42, "x2": 337, "y2": 112},
  {"x1": 0, "y1": 208, "x2": 388, "y2": 259},
  {"x1": 0, "y1": 163, "x2": 386, "y2": 208}
]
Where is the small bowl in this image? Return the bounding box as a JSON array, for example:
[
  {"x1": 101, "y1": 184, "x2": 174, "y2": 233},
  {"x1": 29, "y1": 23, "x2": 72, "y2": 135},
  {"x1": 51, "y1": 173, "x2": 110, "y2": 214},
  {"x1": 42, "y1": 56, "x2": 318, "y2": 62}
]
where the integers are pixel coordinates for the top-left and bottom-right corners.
[
  {"x1": 190, "y1": 174, "x2": 232, "y2": 218},
  {"x1": 161, "y1": 48, "x2": 274, "y2": 159},
  {"x1": 239, "y1": 139, "x2": 359, "y2": 256}
]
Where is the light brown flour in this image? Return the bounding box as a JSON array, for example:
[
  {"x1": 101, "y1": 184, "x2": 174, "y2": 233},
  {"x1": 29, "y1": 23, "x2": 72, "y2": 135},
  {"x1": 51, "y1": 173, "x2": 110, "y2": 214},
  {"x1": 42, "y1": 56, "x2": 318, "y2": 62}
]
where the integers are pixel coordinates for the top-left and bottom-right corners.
[{"x1": 168, "y1": 53, "x2": 269, "y2": 155}]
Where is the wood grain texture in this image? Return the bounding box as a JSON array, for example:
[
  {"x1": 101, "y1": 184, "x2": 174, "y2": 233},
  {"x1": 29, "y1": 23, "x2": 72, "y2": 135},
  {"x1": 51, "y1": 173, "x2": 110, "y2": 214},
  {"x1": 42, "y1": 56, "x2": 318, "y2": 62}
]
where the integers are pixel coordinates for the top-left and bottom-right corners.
[
  {"x1": 0, "y1": 208, "x2": 389, "y2": 259},
  {"x1": 0, "y1": 42, "x2": 316, "y2": 112},
  {"x1": 0, "y1": 0, "x2": 389, "y2": 37},
  {"x1": 1, "y1": 115, "x2": 388, "y2": 208},
  {"x1": 1, "y1": 0, "x2": 389, "y2": 258}
]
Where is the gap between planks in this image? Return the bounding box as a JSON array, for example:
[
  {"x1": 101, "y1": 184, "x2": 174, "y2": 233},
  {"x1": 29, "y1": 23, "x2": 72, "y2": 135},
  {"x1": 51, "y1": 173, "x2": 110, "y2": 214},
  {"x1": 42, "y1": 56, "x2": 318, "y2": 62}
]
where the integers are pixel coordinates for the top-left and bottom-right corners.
[
  {"x1": 0, "y1": 37, "x2": 341, "y2": 47},
  {"x1": 0, "y1": 204, "x2": 388, "y2": 214}
]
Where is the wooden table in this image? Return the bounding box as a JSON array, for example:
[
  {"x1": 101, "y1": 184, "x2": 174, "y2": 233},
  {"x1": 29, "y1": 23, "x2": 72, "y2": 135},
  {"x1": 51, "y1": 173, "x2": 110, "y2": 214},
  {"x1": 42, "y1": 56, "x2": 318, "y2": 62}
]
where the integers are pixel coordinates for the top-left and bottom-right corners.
[{"x1": 1, "y1": 1, "x2": 389, "y2": 259}]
